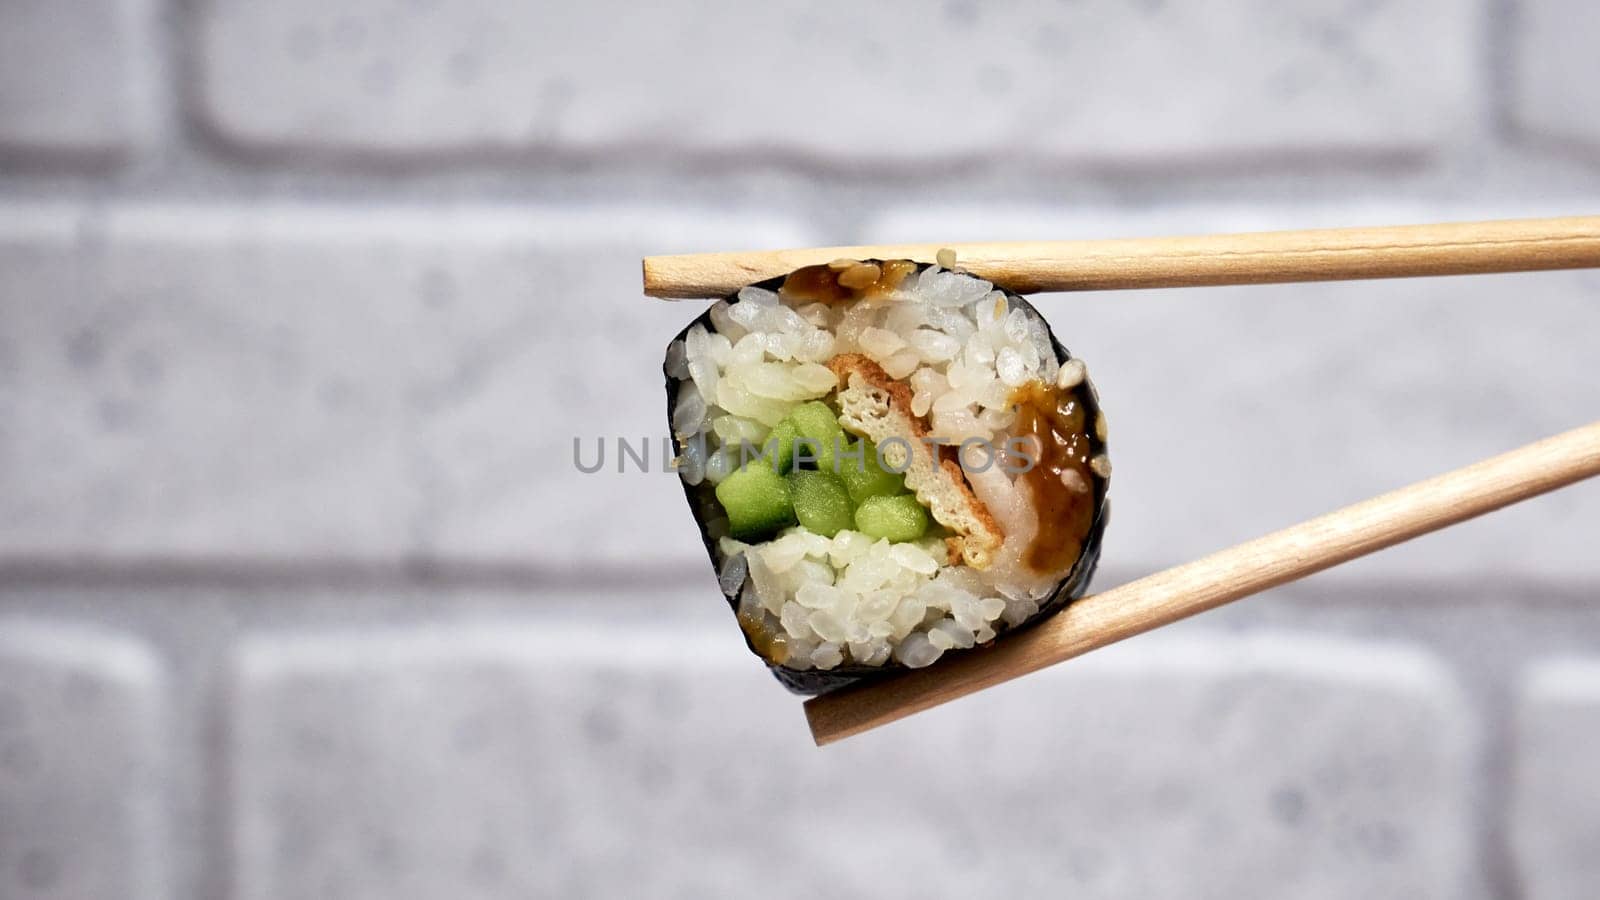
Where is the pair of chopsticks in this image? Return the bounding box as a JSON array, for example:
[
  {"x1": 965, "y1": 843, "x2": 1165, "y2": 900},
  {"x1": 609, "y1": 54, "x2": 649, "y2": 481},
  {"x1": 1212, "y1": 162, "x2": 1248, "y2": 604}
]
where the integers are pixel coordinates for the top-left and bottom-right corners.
[{"x1": 642, "y1": 216, "x2": 1600, "y2": 746}]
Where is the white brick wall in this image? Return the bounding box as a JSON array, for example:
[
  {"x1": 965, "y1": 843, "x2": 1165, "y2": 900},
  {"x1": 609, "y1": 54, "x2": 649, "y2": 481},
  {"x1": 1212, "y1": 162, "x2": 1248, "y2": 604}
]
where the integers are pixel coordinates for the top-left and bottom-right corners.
[
  {"x1": 0, "y1": 622, "x2": 168, "y2": 900},
  {"x1": 1511, "y1": 0, "x2": 1600, "y2": 158},
  {"x1": 0, "y1": 204, "x2": 810, "y2": 567},
  {"x1": 0, "y1": 0, "x2": 155, "y2": 161},
  {"x1": 3, "y1": 0, "x2": 1599, "y2": 897},
  {"x1": 1513, "y1": 659, "x2": 1600, "y2": 900},
  {"x1": 6, "y1": 202, "x2": 1595, "y2": 583},
  {"x1": 193, "y1": 0, "x2": 1475, "y2": 162},
  {"x1": 230, "y1": 625, "x2": 1475, "y2": 899}
]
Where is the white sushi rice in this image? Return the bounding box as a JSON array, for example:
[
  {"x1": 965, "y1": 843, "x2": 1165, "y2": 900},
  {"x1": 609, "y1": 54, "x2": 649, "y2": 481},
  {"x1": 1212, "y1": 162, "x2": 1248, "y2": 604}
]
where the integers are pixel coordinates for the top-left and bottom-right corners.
[
  {"x1": 718, "y1": 529, "x2": 1013, "y2": 671},
  {"x1": 671, "y1": 265, "x2": 1076, "y2": 671}
]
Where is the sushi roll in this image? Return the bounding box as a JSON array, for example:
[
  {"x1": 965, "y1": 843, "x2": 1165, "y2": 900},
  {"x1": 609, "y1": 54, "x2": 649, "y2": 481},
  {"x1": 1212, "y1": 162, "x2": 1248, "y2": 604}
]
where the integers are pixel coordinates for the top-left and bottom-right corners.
[{"x1": 665, "y1": 257, "x2": 1109, "y2": 694}]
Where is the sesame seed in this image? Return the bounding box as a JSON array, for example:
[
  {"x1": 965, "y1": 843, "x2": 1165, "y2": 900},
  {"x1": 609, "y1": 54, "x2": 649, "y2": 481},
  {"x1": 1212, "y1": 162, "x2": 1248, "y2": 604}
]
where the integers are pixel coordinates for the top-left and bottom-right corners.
[
  {"x1": 936, "y1": 247, "x2": 957, "y2": 268},
  {"x1": 1056, "y1": 358, "x2": 1086, "y2": 390},
  {"x1": 1060, "y1": 468, "x2": 1090, "y2": 494},
  {"x1": 1090, "y1": 454, "x2": 1112, "y2": 478},
  {"x1": 838, "y1": 262, "x2": 882, "y2": 290}
]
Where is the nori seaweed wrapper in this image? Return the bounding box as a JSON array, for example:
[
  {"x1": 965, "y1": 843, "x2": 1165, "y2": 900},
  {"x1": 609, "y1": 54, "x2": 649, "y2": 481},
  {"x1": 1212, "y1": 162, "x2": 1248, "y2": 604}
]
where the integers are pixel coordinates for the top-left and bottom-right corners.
[{"x1": 666, "y1": 262, "x2": 1109, "y2": 695}]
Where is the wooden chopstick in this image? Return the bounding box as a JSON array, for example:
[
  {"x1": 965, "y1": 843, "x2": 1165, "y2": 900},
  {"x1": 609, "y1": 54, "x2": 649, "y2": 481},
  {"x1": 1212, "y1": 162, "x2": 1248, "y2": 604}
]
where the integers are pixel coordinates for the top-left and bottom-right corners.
[
  {"x1": 805, "y1": 419, "x2": 1600, "y2": 746},
  {"x1": 643, "y1": 215, "x2": 1600, "y2": 299}
]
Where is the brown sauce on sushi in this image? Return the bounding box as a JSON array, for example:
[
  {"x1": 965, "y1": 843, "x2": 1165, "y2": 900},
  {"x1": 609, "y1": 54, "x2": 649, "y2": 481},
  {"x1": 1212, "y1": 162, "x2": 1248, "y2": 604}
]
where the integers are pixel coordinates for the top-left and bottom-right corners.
[
  {"x1": 781, "y1": 259, "x2": 918, "y2": 304},
  {"x1": 1010, "y1": 380, "x2": 1098, "y2": 575},
  {"x1": 781, "y1": 264, "x2": 853, "y2": 304},
  {"x1": 867, "y1": 259, "x2": 918, "y2": 296},
  {"x1": 738, "y1": 608, "x2": 788, "y2": 664}
]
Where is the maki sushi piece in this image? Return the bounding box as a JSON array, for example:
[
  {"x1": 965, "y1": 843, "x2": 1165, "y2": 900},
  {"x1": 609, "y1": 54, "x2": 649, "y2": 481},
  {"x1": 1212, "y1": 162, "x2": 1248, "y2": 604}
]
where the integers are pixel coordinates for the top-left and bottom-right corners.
[{"x1": 666, "y1": 257, "x2": 1109, "y2": 694}]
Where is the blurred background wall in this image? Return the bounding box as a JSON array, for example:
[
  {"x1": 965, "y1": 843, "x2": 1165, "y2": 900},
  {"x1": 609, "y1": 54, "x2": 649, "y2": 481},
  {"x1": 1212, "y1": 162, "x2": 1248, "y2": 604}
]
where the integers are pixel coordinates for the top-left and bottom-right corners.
[{"x1": 1, "y1": 1, "x2": 1598, "y2": 898}]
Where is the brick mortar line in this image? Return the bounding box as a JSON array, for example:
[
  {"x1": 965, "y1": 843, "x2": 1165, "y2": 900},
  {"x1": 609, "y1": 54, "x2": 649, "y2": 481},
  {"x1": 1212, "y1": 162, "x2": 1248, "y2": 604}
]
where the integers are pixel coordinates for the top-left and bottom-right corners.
[
  {"x1": 0, "y1": 560, "x2": 1592, "y2": 603},
  {"x1": 0, "y1": 558, "x2": 712, "y2": 591},
  {"x1": 6, "y1": 161, "x2": 1600, "y2": 214}
]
